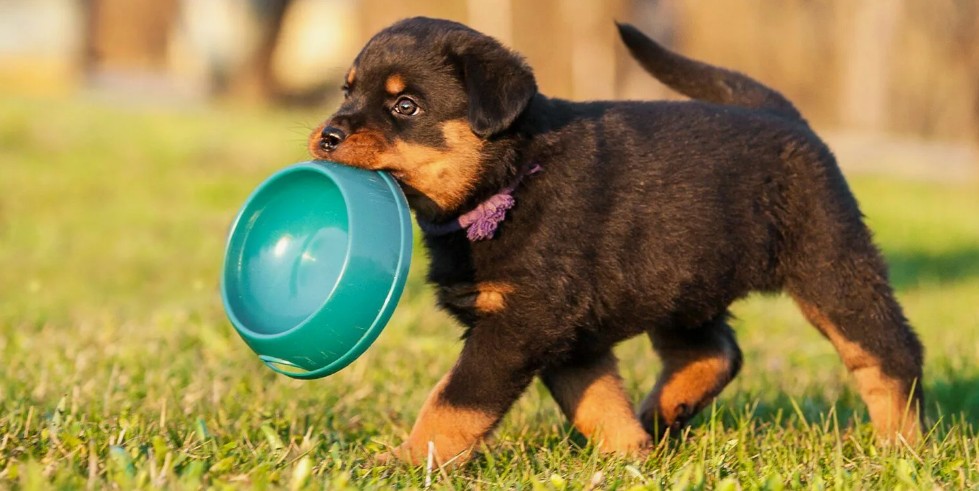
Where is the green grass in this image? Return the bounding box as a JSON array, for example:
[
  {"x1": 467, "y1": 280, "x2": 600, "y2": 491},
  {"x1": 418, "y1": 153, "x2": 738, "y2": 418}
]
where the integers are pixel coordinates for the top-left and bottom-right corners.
[{"x1": 2, "y1": 94, "x2": 979, "y2": 489}]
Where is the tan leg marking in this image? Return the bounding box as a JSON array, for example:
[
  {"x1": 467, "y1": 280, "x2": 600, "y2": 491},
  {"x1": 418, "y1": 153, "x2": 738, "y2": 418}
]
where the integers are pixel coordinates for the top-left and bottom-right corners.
[
  {"x1": 385, "y1": 73, "x2": 405, "y2": 95},
  {"x1": 544, "y1": 355, "x2": 650, "y2": 454},
  {"x1": 795, "y1": 299, "x2": 920, "y2": 442},
  {"x1": 641, "y1": 328, "x2": 740, "y2": 433},
  {"x1": 378, "y1": 372, "x2": 496, "y2": 466}
]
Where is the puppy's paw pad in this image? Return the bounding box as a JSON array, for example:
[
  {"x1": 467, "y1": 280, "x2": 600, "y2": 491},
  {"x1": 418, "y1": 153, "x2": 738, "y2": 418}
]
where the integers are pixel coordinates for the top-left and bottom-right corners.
[{"x1": 374, "y1": 444, "x2": 415, "y2": 465}]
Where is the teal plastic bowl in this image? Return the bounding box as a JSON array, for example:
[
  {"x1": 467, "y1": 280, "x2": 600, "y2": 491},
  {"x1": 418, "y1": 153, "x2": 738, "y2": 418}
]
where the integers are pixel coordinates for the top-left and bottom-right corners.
[{"x1": 221, "y1": 160, "x2": 412, "y2": 379}]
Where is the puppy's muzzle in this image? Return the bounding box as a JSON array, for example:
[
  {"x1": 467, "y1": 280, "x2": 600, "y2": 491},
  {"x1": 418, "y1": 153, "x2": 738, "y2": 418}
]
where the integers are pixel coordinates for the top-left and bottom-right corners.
[{"x1": 319, "y1": 126, "x2": 346, "y2": 152}]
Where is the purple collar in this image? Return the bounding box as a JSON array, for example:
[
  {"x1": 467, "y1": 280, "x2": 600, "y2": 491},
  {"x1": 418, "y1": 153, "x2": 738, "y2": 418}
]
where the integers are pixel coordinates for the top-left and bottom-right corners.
[{"x1": 417, "y1": 163, "x2": 542, "y2": 241}]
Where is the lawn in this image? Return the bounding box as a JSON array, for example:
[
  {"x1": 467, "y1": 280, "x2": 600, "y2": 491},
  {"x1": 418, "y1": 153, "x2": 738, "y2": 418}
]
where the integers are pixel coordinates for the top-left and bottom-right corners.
[{"x1": 1, "y1": 94, "x2": 978, "y2": 489}]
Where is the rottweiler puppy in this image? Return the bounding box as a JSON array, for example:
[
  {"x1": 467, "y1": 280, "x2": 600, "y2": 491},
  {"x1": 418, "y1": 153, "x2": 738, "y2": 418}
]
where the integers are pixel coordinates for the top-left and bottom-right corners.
[{"x1": 308, "y1": 17, "x2": 924, "y2": 465}]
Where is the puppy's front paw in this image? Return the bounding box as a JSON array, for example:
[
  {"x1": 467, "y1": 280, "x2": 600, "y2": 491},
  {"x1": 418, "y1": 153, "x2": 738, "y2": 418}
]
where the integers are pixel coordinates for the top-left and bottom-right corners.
[
  {"x1": 374, "y1": 444, "x2": 416, "y2": 466},
  {"x1": 597, "y1": 432, "x2": 653, "y2": 458},
  {"x1": 374, "y1": 441, "x2": 475, "y2": 467}
]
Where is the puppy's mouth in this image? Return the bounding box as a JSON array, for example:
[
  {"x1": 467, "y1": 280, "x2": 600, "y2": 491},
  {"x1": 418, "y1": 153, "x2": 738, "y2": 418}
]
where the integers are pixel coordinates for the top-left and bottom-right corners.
[
  {"x1": 305, "y1": 126, "x2": 415, "y2": 184},
  {"x1": 383, "y1": 168, "x2": 407, "y2": 181},
  {"x1": 380, "y1": 169, "x2": 422, "y2": 199},
  {"x1": 307, "y1": 121, "x2": 482, "y2": 220}
]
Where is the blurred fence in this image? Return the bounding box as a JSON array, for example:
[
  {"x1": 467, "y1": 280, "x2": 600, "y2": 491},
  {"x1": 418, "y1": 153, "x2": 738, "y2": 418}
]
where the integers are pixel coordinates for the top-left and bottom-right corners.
[{"x1": 2, "y1": 0, "x2": 978, "y2": 145}]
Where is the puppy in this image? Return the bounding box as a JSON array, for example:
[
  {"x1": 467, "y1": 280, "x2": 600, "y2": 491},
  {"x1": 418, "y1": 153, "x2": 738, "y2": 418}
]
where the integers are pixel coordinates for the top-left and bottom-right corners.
[{"x1": 308, "y1": 17, "x2": 924, "y2": 465}]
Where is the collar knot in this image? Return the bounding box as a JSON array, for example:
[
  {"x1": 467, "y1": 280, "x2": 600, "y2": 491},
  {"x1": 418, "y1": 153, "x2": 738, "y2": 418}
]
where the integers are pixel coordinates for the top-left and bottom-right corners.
[{"x1": 417, "y1": 163, "x2": 541, "y2": 241}]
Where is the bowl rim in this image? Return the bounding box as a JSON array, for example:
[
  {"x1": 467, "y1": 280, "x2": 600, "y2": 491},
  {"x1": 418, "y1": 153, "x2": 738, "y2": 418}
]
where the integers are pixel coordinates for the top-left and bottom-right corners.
[
  {"x1": 298, "y1": 167, "x2": 412, "y2": 378},
  {"x1": 220, "y1": 161, "x2": 412, "y2": 354}
]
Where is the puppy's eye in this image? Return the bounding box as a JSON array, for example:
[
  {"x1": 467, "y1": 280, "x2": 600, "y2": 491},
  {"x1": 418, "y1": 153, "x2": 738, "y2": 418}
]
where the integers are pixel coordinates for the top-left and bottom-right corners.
[
  {"x1": 392, "y1": 97, "x2": 420, "y2": 116},
  {"x1": 341, "y1": 84, "x2": 351, "y2": 98}
]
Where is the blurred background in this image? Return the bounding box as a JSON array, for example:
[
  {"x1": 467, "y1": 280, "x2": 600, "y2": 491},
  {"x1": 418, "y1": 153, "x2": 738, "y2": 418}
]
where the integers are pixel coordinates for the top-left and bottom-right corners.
[
  {"x1": 3, "y1": 2, "x2": 979, "y2": 487},
  {"x1": 4, "y1": 0, "x2": 979, "y2": 174},
  {"x1": 3, "y1": 0, "x2": 979, "y2": 157}
]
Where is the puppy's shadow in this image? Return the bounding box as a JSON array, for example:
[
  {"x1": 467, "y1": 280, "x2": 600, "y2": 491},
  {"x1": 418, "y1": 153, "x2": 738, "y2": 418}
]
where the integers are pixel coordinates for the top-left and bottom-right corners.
[
  {"x1": 713, "y1": 390, "x2": 867, "y2": 431},
  {"x1": 706, "y1": 378, "x2": 979, "y2": 435},
  {"x1": 885, "y1": 246, "x2": 979, "y2": 290},
  {"x1": 926, "y1": 375, "x2": 979, "y2": 427}
]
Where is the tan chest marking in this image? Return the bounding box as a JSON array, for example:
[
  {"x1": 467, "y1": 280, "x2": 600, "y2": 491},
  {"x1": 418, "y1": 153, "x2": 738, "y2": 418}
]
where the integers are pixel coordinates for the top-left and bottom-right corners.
[{"x1": 440, "y1": 282, "x2": 515, "y2": 315}]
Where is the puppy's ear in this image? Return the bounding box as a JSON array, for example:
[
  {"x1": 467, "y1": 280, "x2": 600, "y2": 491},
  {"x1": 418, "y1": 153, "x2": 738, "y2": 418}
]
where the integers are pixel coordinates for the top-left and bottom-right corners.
[{"x1": 453, "y1": 36, "x2": 537, "y2": 138}]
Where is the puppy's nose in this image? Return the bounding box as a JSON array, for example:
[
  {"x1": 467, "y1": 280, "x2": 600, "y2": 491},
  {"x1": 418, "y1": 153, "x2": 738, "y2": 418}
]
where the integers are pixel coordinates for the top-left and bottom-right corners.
[{"x1": 319, "y1": 126, "x2": 346, "y2": 152}]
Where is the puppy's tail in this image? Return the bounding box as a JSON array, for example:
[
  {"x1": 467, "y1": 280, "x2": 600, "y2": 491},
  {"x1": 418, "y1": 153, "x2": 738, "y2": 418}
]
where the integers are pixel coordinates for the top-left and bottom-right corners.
[{"x1": 616, "y1": 22, "x2": 803, "y2": 121}]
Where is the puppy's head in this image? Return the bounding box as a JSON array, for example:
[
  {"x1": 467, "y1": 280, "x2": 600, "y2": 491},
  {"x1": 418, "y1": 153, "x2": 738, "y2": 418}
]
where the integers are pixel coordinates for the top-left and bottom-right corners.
[{"x1": 308, "y1": 17, "x2": 537, "y2": 220}]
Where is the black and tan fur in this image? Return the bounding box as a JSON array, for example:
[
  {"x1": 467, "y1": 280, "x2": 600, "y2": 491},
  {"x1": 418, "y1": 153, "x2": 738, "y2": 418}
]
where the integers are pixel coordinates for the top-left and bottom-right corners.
[{"x1": 308, "y1": 18, "x2": 924, "y2": 465}]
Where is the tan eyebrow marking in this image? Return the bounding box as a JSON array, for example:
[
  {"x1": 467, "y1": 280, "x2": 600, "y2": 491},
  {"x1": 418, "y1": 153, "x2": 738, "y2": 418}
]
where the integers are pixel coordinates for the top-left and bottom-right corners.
[{"x1": 385, "y1": 73, "x2": 406, "y2": 95}]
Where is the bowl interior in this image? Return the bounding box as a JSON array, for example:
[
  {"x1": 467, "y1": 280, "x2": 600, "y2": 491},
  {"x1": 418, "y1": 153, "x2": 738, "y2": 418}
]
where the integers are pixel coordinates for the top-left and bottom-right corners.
[{"x1": 224, "y1": 168, "x2": 349, "y2": 335}]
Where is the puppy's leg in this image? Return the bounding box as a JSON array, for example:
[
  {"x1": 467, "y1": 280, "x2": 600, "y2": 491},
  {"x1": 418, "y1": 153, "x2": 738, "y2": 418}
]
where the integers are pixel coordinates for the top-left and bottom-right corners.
[
  {"x1": 378, "y1": 321, "x2": 546, "y2": 466},
  {"x1": 378, "y1": 371, "x2": 495, "y2": 466},
  {"x1": 781, "y1": 161, "x2": 924, "y2": 442},
  {"x1": 541, "y1": 352, "x2": 651, "y2": 455},
  {"x1": 787, "y1": 251, "x2": 924, "y2": 442},
  {"x1": 639, "y1": 317, "x2": 742, "y2": 437}
]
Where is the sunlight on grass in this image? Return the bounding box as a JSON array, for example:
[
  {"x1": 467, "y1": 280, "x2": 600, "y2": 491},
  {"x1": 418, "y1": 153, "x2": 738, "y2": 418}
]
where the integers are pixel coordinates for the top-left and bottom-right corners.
[{"x1": 1, "y1": 94, "x2": 978, "y2": 488}]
